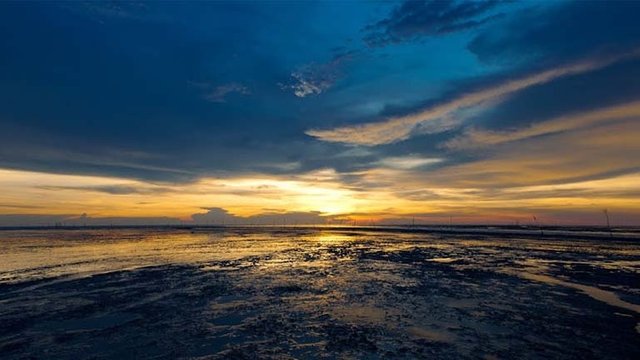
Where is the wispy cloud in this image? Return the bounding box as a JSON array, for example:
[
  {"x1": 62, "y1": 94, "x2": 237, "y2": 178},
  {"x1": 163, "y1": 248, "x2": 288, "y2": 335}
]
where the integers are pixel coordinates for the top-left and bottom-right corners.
[
  {"x1": 443, "y1": 100, "x2": 640, "y2": 150},
  {"x1": 61, "y1": 1, "x2": 149, "y2": 22},
  {"x1": 37, "y1": 184, "x2": 173, "y2": 195},
  {"x1": 205, "y1": 83, "x2": 251, "y2": 103},
  {"x1": 306, "y1": 50, "x2": 640, "y2": 146},
  {"x1": 424, "y1": 119, "x2": 640, "y2": 189},
  {"x1": 377, "y1": 156, "x2": 442, "y2": 170}
]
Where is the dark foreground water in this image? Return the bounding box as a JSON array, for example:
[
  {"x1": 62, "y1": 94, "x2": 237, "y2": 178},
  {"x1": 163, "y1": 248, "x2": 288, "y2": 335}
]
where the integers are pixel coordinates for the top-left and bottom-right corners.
[{"x1": 1, "y1": 227, "x2": 639, "y2": 359}]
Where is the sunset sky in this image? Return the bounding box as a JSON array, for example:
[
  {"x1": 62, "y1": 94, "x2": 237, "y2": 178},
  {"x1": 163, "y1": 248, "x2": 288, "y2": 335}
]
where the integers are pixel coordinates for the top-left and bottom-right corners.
[{"x1": 1, "y1": 0, "x2": 639, "y2": 226}]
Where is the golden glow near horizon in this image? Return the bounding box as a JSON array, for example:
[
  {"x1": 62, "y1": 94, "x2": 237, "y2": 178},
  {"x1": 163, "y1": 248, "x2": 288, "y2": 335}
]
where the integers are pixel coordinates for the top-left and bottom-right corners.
[
  {"x1": 0, "y1": 168, "x2": 370, "y2": 220},
  {"x1": 1, "y1": 163, "x2": 640, "y2": 225}
]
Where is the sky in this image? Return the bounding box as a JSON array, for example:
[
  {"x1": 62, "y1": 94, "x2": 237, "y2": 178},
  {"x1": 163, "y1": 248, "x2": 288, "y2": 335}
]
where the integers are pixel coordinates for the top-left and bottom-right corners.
[{"x1": 1, "y1": 0, "x2": 640, "y2": 226}]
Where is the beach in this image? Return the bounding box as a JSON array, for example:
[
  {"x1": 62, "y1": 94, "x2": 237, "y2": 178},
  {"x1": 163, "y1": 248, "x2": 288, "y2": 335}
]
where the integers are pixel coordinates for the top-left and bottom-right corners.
[{"x1": 1, "y1": 227, "x2": 639, "y2": 359}]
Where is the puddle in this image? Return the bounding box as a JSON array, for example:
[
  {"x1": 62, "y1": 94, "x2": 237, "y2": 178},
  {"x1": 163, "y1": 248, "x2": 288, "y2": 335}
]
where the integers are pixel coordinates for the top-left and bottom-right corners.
[
  {"x1": 518, "y1": 272, "x2": 640, "y2": 314},
  {"x1": 516, "y1": 271, "x2": 640, "y2": 334},
  {"x1": 407, "y1": 326, "x2": 456, "y2": 343},
  {"x1": 428, "y1": 257, "x2": 459, "y2": 263}
]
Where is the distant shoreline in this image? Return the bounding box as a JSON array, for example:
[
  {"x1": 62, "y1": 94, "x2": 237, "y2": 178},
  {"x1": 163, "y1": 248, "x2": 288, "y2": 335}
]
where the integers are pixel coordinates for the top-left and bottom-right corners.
[{"x1": 1, "y1": 224, "x2": 639, "y2": 241}]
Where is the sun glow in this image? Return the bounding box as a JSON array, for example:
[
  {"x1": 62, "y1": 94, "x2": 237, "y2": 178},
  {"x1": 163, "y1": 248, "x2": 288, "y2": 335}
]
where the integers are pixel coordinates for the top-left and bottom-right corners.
[
  {"x1": 0, "y1": 168, "x2": 367, "y2": 220},
  {"x1": 1, "y1": 165, "x2": 640, "y2": 226}
]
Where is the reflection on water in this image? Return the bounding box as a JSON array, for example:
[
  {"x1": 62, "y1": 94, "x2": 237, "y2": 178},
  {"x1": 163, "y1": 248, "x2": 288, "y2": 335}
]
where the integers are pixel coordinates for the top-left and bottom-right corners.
[
  {"x1": 515, "y1": 271, "x2": 640, "y2": 315},
  {"x1": 1, "y1": 227, "x2": 639, "y2": 359}
]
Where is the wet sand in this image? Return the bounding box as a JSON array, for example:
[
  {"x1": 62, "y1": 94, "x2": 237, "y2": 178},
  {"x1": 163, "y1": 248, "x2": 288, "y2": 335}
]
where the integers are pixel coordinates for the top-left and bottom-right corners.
[{"x1": 1, "y1": 227, "x2": 639, "y2": 359}]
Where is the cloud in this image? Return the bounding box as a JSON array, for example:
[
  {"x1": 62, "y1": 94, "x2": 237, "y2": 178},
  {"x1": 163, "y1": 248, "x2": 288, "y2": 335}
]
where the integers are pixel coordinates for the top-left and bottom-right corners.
[
  {"x1": 191, "y1": 207, "x2": 334, "y2": 225},
  {"x1": 364, "y1": 0, "x2": 505, "y2": 47},
  {"x1": 287, "y1": 70, "x2": 332, "y2": 98},
  {"x1": 0, "y1": 141, "x2": 196, "y2": 183},
  {"x1": 377, "y1": 156, "x2": 442, "y2": 170},
  {"x1": 37, "y1": 184, "x2": 173, "y2": 195},
  {"x1": 0, "y1": 204, "x2": 43, "y2": 209},
  {"x1": 190, "y1": 207, "x2": 237, "y2": 224},
  {"x1": 443, "y1": 100, "x2": 640, "y2": 150},
  {"x1": 204, "y1": 83, "x2": 251, "y2": 103},
  {"x1": 469, "y1": 1, "x2": 640, "y2": 66},
  {"x1": 281, "y1": 51, "x2": 354, "y2": 98},
  {"x1": 306, "y1": 50, "x2": 640, "y2": 146},
  {"x1": 423, "y1": 119, "x2": 640, "y2": 189}
]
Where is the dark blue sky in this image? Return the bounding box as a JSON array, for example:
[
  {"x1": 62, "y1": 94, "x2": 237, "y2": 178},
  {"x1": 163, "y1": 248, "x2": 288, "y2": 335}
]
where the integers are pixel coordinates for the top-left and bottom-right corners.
[{"x1": 1, "y1": 0, "x2": 640, "y2": 225}]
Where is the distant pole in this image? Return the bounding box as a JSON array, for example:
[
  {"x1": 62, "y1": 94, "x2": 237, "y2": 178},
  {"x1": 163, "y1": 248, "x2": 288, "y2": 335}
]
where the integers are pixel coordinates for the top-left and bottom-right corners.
[
  {"x1": 533, "y1": 215, "x2": 543, "y2": 236},
  {"x1": 603, "y1": 209, "x2": 612, "y2": 237}
]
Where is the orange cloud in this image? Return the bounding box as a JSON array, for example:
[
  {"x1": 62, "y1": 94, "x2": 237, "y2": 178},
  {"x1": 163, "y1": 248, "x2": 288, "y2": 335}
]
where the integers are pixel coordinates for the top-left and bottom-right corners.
[{"x1": 444, "y1": 100, "x2": 640, "y2": 150}]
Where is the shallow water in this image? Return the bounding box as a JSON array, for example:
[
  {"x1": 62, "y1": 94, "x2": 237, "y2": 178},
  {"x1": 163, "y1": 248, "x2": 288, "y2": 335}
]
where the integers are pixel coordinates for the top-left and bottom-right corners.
[{"x1": 1, "y1": 227, "x2": 639, "y2": 359}]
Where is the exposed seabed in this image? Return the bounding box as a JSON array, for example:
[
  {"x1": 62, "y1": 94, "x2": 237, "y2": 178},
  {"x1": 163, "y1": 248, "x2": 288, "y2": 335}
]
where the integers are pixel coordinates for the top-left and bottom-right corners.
[{"x1": 1, "y1": 227, "x2": 639, "y2": 359}]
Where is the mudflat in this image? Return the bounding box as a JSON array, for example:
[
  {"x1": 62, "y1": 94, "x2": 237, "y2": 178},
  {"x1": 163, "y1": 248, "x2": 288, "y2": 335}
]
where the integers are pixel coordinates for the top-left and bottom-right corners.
[{"x1": 1, "y1": 227, "x2": 639, "y2": 359}]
